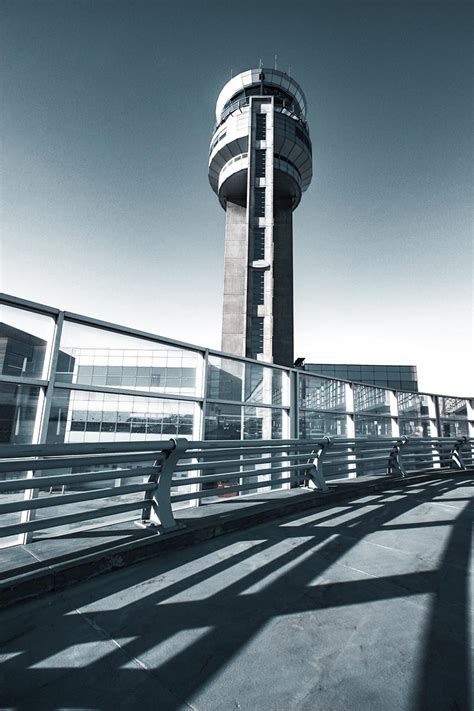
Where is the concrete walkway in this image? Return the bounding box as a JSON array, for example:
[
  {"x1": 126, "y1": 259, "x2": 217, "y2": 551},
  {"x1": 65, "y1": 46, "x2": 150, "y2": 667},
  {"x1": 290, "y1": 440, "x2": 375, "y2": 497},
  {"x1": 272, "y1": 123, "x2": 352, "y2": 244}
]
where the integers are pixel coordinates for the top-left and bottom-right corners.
[{"x1": 0, "y1": 472, "x2": 472, "y2": 710}]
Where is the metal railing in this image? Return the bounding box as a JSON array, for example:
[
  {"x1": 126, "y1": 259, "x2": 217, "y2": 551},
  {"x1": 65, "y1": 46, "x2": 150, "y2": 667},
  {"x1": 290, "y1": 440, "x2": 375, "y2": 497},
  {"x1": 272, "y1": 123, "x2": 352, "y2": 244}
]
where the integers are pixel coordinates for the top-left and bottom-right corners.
[
  {"x1": 213, "y1": 96, "x2": 309, "y2": 132},
  {"x1": 0, "y1": 435, "x2": 471, "y2": 545}
]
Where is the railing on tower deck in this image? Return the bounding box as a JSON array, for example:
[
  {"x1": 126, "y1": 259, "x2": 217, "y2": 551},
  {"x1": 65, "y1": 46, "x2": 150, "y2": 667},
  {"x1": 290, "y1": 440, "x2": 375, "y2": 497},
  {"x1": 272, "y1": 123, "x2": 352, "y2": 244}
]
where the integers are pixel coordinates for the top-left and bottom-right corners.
[
  {"x1": 213, "y1": 96, "x2": 309, "y2": 132},
  {"x1": 0, "y1": 435, "x2": 471, "y2": 547}
]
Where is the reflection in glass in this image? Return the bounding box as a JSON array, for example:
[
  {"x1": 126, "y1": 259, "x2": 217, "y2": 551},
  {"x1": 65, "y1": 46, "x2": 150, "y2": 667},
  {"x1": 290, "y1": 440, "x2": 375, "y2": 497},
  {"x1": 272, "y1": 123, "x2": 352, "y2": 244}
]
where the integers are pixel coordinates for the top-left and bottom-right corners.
[
  {"x1": 397, "y1": 392, "x2": 431, "y2": 418},
  {"x1": 438, "y1": 397, "x2": 468, "y2": 419},
  {"x1": 0, "y1": 304, "x2": 54, "y2": 379},
  {"x1": 298, "y1": 411, "x2": 347, "y2": 438},
  {"x1": 298, "y1": 375, "x2": 346, "y2": 412},
  {"x1": 354, "y1": 416, "x2": 391, "y2": 437},
  {"x1": 353, "y1": 385, "x2": 390, "y2": 415},
  {"x1": 46, "y1": 389, "x2": 198, "y2": 443},
  {"x1": 0, "y1": 383, "x2": 41, "y2": 444},
  {"x1": 204, "y1": 403, "x2": 284, "y2": 441},
  {"x1": 203, "y1": 404, "x2": 285, "y2": 499},
  {"x1": 206, "y1": 355, "x2": 286, "y2": 406},
  {"x1": 56, "y1": 321, "x2": 202, "y2": 396},
  {"x1": 399, "y1": 419, "x2": 431, "y2": 437},
  {"x1": 206, "y1": 359, "x2": 243, "y2": 402},
  {"x1": 440, "y1": 420, "x2": 469, "y2": 437}
]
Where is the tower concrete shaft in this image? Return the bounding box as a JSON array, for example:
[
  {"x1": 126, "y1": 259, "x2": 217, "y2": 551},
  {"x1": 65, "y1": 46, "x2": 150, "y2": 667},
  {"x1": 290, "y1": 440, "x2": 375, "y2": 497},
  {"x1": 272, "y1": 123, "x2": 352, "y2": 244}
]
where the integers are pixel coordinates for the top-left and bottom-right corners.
[{"x1": 209, "y1": 69, "x2": 312, "y2": 367}]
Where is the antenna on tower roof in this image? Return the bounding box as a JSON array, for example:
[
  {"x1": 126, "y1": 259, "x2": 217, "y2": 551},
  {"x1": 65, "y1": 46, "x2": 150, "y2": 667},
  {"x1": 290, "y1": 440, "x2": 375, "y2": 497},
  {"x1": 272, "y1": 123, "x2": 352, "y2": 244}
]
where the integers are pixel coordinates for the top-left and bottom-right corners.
[
  {"x1": 259, "y1": 58, "x2": 263, "y2": 69},
  {"x1": 274, "y1": 54, "x2": 278, "y2": 70},
  {"x1": 230, "y1": 68, "x2": 233, "y2": 78},
  {"x1": 288, "y1": 65, "x2": 291, "y2": 76}
]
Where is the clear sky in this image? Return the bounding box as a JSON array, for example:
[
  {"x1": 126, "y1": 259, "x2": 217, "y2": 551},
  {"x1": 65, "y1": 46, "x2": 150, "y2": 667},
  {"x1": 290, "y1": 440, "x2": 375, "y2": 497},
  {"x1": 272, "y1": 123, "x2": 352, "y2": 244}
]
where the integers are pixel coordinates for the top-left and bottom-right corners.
[{"x1": 1, "y1": 0, "x2": 473, "y2": 396}]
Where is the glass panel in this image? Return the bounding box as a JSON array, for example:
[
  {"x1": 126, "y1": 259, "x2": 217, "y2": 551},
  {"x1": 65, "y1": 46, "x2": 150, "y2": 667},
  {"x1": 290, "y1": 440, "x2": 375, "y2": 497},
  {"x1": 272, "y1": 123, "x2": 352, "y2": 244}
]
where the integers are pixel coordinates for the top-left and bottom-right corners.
[
  {"x1": 204, "y1": 403, "x2": 284, "y2": 441},
  {"x1": 438, "y1": 397, "x2": 468, "y2": 419},
  {"x1": 0, "y1": 383, "x2": 41, "y2": 444},
  {"x1": 0, "y1": 383, "x2": 42, "y2": 548},
  {"x1": 204, "y1": 403, "x2": 241, "y2": 440},
  {"x1": 202, "y1": 404, "x2": 285, "y2": 500},
  {"x1": 56, "y1": 321, "x2": 203, "y2": 397},
  {"x1": 244, "y1": 362, "x2": 284, "y2": 406},
  {"x1": 298, "y1": 374, "x2": 346, "y2": 412},
  {"x1": 206, "y1": 356, "x2": 286, "y2": 406},
  {"x1": 440, "y1": 420, "x2": 469, "y2": 437},
  {"x1": 298, "y1": 411, "x2": 347, "y2": 438},
  {"x1": 397, "y1": 393, "x2": 431, "y2": 418},
  {"x1": 46, "y1": 389, "x2": 199, "y2": 443},
  {"x1": 0, "y1": 304, "x2": 55, "y2": 379},
  {"x1": 354, "y1": 416, "x2": 392, "y2": 437},
  {"x1": 353, "y1": 385, "x2": 390, "y2": 415},
  {"x1": 399, "y1": 419, "x2": 431, "y2": 437}
]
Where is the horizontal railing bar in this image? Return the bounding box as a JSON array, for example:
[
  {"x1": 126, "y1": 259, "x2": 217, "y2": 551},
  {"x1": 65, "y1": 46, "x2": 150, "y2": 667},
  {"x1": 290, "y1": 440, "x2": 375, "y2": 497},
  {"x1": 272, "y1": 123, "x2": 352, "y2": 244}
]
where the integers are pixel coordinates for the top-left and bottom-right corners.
[
  {"x1": 171, "y1": 476, "x2": 297, "y2": 502},
  {"x1": 333, "y1": 447, "x2": 392, "y2": 454},
  {"x1": 0, "y1": 292, "x2": 61, "y2": 315},
  {"x1": 184, "y1": 446, "x2": 319, "y2": 459},
  {"x1": 0, "y1": 501, "x2": 144, "y2": 538},
  {"x1": 171, "y1": 461, "x2": 314, "y2": 486},
  {"x1": 0, "y1": 483, "x2": 154, "y2": 515},
  {"x1": 185, "y1": 438, "x2": 330, "y2": 449},
  {"x1": 0, "y1": 440, "x2": 175, "y2": 459},
  {"x1": 0, "y1": 452, "x2": 165, "y2": 473},
  {"x1": 0, "y1": 374, "x2": 49, "y2": 387},
  {"x1": 400, "y1": 456, "x2": 442, "y2": 461},
  {"x1": 174, "y1": 452, "x2": 319, "y2": 472},
  {"x1": 324, "y1": 455, "x2": 388, "y2": 466},
  {"x1": 0, "y1": 466, "x2": 157, "y2": 492}
]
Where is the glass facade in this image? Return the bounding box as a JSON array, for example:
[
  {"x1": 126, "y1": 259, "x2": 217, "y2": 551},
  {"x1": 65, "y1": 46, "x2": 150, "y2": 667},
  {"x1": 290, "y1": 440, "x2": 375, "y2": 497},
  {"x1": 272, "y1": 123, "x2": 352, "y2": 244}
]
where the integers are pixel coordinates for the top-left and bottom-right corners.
[{"x1": 0, "y1": 296, "x2": 471, "y2": 452}]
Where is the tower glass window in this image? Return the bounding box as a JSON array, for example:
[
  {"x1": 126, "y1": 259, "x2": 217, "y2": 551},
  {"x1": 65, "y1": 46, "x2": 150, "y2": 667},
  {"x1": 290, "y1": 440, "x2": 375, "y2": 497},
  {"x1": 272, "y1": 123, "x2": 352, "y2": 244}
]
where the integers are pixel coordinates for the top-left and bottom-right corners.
[
  {"x1": 250, "y1": 317, "x2": 264, "y2": 355},
  {"x1": 254, "y1": 188, "x2": 265, "y2": 217},
  {"x1": 255, "y1": 150, "x2": 266, "y2": 178},
  {"x1": 253, "y1": 228, "x2": 265, "y2": 260},
  {"x1": 251, "y1": 270, "x2": 265, "y2": 305},
  {"x1": 255, "y1": 114, "x2": 266, "y2": 140}
]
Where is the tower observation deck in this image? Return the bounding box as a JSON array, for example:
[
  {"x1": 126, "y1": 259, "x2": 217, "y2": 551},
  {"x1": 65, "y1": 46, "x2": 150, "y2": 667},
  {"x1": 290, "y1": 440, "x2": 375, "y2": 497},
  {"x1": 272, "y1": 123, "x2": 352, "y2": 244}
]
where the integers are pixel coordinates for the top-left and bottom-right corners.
[{"x1": 209, "y1": 68, "x2": 313, "y2": 367}]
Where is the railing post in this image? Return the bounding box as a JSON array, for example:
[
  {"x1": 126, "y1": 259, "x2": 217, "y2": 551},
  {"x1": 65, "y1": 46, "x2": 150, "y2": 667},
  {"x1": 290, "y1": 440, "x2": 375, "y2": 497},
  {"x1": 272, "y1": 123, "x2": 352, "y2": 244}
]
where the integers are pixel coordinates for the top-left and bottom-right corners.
[
  {"x1": 450, "y1": 436, "x2": 468, "y2": 471},
  {"x1": 345, "y1": 384, "x2": 357, "y2": 479},
  {"x1": 388, "y1": 436, "x2": 409, "y2": 477},
  {"x1": 139, "y1": 438, "x2": 188, "y2": 532},
  {"x1": 305, "y1": 437, "x2": 331, "y2": 492}
]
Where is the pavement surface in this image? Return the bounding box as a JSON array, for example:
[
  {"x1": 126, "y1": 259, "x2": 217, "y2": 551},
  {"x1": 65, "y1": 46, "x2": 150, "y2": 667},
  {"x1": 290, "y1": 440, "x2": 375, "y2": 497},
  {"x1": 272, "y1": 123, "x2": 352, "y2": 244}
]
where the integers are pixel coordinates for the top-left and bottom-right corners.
[{"x1": 0, "y1": 472, "x2": 472, "y2": 711}]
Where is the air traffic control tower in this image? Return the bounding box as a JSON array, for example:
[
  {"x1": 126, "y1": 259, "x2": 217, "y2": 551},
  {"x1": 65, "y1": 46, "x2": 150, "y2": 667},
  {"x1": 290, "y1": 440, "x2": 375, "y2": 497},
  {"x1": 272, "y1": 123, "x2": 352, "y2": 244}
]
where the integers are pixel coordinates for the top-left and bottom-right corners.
[{"x1": 209, "y1": 68, "x2": 313, "y2": 367}]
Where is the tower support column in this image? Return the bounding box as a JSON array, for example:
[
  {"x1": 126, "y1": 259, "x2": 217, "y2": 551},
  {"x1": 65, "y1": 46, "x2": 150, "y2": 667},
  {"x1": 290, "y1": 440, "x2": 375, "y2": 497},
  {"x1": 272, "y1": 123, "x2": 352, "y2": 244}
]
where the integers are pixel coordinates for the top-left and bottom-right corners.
[{"x1": 221, "y1": 202, "x2": 248, "y2": 357}]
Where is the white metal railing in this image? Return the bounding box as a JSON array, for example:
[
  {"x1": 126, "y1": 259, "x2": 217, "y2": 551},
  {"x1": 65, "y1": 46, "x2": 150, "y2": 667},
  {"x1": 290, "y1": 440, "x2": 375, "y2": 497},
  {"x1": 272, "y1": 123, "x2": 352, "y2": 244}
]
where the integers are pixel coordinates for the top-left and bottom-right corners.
[{"x1": 0, "y1": 436, "x2": 471, "y2": 546}]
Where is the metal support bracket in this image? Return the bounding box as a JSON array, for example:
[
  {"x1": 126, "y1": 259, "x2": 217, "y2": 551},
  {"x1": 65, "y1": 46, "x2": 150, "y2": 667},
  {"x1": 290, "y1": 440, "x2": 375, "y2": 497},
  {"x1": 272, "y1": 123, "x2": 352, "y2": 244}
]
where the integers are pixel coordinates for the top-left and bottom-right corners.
[
  {"x1": 138, "y1": 438, "x2": 189, "y2": 533},
  {"x1": 450, "y1": 436, "x2": 468, "y2": 471},
  {"x1": 305, "y1": 437, "x2": 331, "y2": 493},
  {"x1": 388, "y1": 436, "x2": 409, "y2": 477}
]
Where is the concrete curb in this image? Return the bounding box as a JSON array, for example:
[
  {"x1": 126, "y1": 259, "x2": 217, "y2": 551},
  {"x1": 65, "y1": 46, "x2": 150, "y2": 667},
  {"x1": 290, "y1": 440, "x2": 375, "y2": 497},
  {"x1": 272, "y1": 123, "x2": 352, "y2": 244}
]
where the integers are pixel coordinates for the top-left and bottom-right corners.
[{"x1": 0, "y1": 469, "x2": 467, "y2": 609}]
